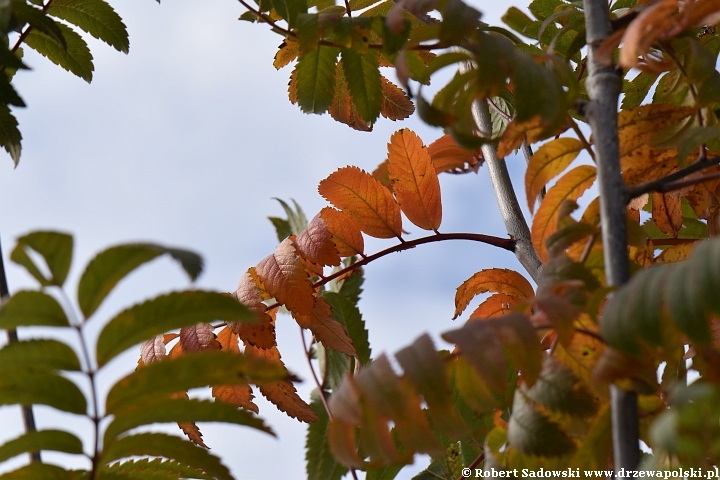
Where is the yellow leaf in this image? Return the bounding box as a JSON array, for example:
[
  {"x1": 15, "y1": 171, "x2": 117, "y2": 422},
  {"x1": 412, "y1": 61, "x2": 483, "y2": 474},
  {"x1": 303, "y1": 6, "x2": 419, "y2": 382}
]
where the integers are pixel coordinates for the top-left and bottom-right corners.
[
  {"x1": 273, "y1": 40, "x2": 299, "y2": 69},
  {"x1": 319, "y1": 207, "x2": 365, "y2": 257},
  {"x1": 525, "y1": 138, "x2": 583, "y2": 212},
  {"x1": 380, "y1": 76, "x2": 414, "y2": 121},
  {"x1": 621, "y1": 145, "x2": 678, "y2": 187},
  {"x1": 656, "y1": 242, "x2": 695, "y2": 263},
  {"x1": 294, "y1": 212, "x2": 341, "y2": 267},
  {"x1": 618, "y1": 105, "x2": 694, "y2": 158},
  {"x1": 454, "y1": 268, "x2": 535, "y2": 319},
  {"x1": 427, "y1": 134, "x2": 483, "y2": 174},
  {"x1": 255, "y1": 238, "x2": 316, "y2": 315},
  {"x1": 319, "y1": 166, "x2": 403, "y2": 239},
  {"x1": 386, "y1": 129, "x2": 442, "y2": 231},
  {"x1": 652, "y1": 191, "x2": 683, "y2": 237},
  {"x1": 532, "y1": 166, "x2": 597, "y2": 262}
]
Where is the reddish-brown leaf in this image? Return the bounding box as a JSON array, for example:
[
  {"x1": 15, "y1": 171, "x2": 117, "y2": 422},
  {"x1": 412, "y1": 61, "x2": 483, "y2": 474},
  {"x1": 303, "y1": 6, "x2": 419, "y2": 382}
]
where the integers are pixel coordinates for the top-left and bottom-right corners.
[
  {"x1": 427, "y1": 134, "x2": 483, "y2": 174},
  {"x1": 319, "y1": 166, "x2": 403, "y2": 239},
  {"x1": 294, "y1": 297, "x2": 356, "y2": 356},
  {"x1": 245, "y1": 344, "x2": 319, "y2": 423},
  {"x1": 652, "y1": 191, "x2": 683, "y2": 237},
  {"x1": 386, "y1": 129, "x2": 443, "y2": 231},
  {"x1": 619, "y1": 0, "x2": 679, "y2": 69},
  {"x1": 180, "y1": 323, "x2": 220, "y2": 353},
  {"x1": 255, "y1": 238, "x2": 316, "y2": 315},
  {"x1": 231, "y1": 268, "x2": 277, "y2": 349},
  {"x1": 380, "y1": 76, "x2": 414, "y2": 121},
  {"x1": 454, "y1": 268, "x2": 535, "y2": 319},
  {"x1": 212, "y1": 327, "x2": 259, "y2": 413},
  {"x1": 319, "y1": 207, "x2": 365, "y2": 257},
  {"x1": 532, "y1": 166, "x2": 597, "y2": 262},
  {"x1": 469, "y1": 294, "x2": 521, "y2": 320},
  {"x1": 525, "y1": 138, "x2": 583, "y2": 212},
  {"x1": 140, "y1": 335, "x2": 166, "y2": 365},
  {"x1": 293, "y1": 212, "x2": 341, "y2": 267},
  {"x1": 179, "y1": 421, "x2": 207, "y2": 448}
]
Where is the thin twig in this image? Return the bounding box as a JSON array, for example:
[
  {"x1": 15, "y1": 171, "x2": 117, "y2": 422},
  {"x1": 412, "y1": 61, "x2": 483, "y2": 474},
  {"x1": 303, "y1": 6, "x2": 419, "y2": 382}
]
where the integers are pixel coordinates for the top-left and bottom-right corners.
[
  {"x1": 579, "y1": 232, "x2": 598, "y2": 264},
  {"x1": 648, "y1": 170, "x2": 720, "y2": 195},
  {"x1": 456, "y1": 452, "x2": 485, "y2": 480},
  {"x1": 486, "y1": 98, "x2": 512, "y2": 122},
  {"x1": 626, "y1": 155, "x2": 720, "y2": 200},
  {"x1": 343, "y1": 0, "x2": 352, "y2": 17},
  {"x1": 569, "y1": 116, "x2": 596, "y2": 162}
]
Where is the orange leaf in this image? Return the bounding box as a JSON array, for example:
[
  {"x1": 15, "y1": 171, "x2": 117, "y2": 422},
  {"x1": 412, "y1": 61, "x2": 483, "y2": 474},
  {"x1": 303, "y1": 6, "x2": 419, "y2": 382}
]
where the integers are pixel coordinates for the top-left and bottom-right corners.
[
  {"x1": 274, "y1": 40, "x2": 298, "y2": 69},
  {"x1": 618, "y1": 105, "x2": 694, "y2": 158},
  {"x1": 380, "y1": 76, "x2": 414, "y2": 121},
  {"x1": 525, "y1": 138, "x2": 583, "y2": 212},
  {"x1": 454, "y1": 268, "x2": 535, "y2": 319},
  {"x1": 387, "y1": 129, "x2": 443, "y2": 231},
  {"x1": 293, "y1": 212, "x2": 341, "y2": 267},
  {"x1": 684, "y1": 0, "x2": 720, "y2": 27},
  {"x1": 621, "y1": 145, "x2": 678, "y2": 186},
  {"x1": 532, "y1": 166, "x2": 597, "y2": 262},
  {"x1": 652, "y1": 191, "x2": 683, "y2": 237},
  {"x1": 427, "y1": 134, "x2": 483, "y2": 174},
  {"x1": 245, "y1": 344, "x2": 319, "y2": 423},
  {"x1": 619, "y1": 0, "x2": 680, "y2": 69},
  {"x1": 319, "y1": 166, "x2": 403, "y2": 239},
  {"x1": 329, "y1": 63, "x2": 372, "y2": 132},
  {"x1": 231, "y1": 269, "x2": 277, "y2": 349},
  {"x1": 319, "y1": 207, "x2": 365, "y2": 257},
  {"x1": 496, "y1": 116, "x2": 545, "y2": 159},
  {"x1": 294, "y1": 297, "x2": 356, "y2": 357},
  {"x1": 468, "y1": 294, "x2": 521, "y2": 320},
  {"x1": 179, "y1": 421, "x2": 208, "y2": 448},
  {"x1": 255, "y1": 238, "x2": 316, "y2": 315},
  {"x1": 211, "y1": 328, "x2": 260, "y2": 412},
  {"x1": 179, "y1": 323, "x2": 220, "y2": 353}
]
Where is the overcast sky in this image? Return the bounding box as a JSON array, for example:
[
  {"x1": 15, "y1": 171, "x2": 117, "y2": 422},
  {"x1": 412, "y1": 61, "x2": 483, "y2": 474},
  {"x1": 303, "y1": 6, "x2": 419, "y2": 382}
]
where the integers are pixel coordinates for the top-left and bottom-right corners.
[{"x1": 0, "y1": 1, "x2": 528, "y2": 478}]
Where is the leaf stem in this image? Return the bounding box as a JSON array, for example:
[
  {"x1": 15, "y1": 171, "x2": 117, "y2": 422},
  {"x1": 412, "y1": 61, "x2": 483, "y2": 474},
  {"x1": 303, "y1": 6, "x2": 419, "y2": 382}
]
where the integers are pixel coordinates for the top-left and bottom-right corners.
[{"x1": 626, "y1": 154, "x2": 720, "y2": 200}]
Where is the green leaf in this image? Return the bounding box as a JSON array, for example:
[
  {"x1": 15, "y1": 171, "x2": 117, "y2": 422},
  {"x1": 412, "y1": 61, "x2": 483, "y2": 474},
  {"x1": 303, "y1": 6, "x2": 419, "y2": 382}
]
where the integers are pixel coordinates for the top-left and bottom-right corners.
[
  {"x1": 507, "y1": 389, "x2": 575, "y2": 456},
  {"x1": 104, "y1": 398, "x2": 273, "y2": 447},
  {"x1": 105, "y1": 350, "x2": 288, "y2": 413},
  {"x1": 297, "y1": 13, "x2": 319, "y2": 55},
  {"x1": 522, "y1": 358, "x2": 597, "y2": 417},
  {"x1": 348, "y1": 0, "x2": 381, "y2": 11},
  {"x1": 11, "y1": 1, "x2": 66, "y2": 48},
  {"x1": 47, "y1": 0, "x2": 129, "y2": 53},
  {"x1": 340, "y1": 48, "x2": 381, "y2": 124},
  {"x1": 296, "y1": 45, "x2": 338, "y2": 114},
  {"x1": 0, "y1": 339, "x2": 80, "y2": 371},
  {"x1": 96, "y1": 290, "x2": 255, "y2": 366},
  {"x1": 675, "y1": 126, "x2": 720, "y2": 163},
  {"x1": 512, "y1": 52, "x2": 565, "y2": 127},
  {"x1": 337, "y1": 263, "x2": 363, "y2": 305},
  {"x1": 366, "y1": 465, "x2": 403, "y2": 480},
  {"x1": 412, "y1": 443, "x2": 462, "y2": 480},
  {"x1": 273, "y1": 197, "x2": 308, "y2": 235},
  {"x1": 0, "y1": 430, "x2": 83, "y2": 464},
  {"x1": 306, "y1": 396, "x2": 348, "y2": 480},
  {"x1": 528, "y1": 0, "x2": 563, "y2": 20},
  {"x1": 622, "y1": 72, "x2": 658, "y2": 110},
  {"x1": 666, "y1": 262, "x2": 711, "y2": 344},
  {"x1": 0, "y1": 290, "x2": 69, "y2": 328},
  {"x1": 99, "y1": 458, "x2": 209, "y2": 480},
  {"x1": 269, "y1": 0, "x2": 306, "y2": 28},
  {"x1": 0, "y1": 366, "x2": 87, "y2": 414},
  {"x1": 78, "y1": 243, "x2": 203, "y2": 318},
  {"x1": 323, "y1": 292, "x2": 370, "y2": 365},
  {"x1": 100, "y1": 433, "x2": 232, "y2": 480},
  {"x1": 25, "y1": 22, "x2": 93, "y2": 82},
  {"x1": 503, "y1": 6, "x2": 534, "y2": 36},
  {"x1": 10, "y1": 231, "x2": 73, "y2": 287},
  {"x1": 268, "y1": 216, "x2": 292, "y2": 241},
  {"x1": 0, "y1": 463, "x2": 76, "y2": 479},
  {"x1": 0, "y1": 75, "x2": 25, "y2": 107},
  {"x1": 439, "y1": 0, "x2": 481, "y2": 45}
]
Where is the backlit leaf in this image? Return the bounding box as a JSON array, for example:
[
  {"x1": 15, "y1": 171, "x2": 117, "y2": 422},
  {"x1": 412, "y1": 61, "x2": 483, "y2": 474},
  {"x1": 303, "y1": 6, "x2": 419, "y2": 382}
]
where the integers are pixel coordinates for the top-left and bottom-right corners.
[
  {"x1": 10, "y1": 231, "x2": 73, "y2": 287},
  {"x1": 25, "y1": 22, "x2": 93, "y2": 82},
  {"x1": 319, "y1": 207, "x2": 365, "y2": 257},
  {"x1": 255, "y1": 238, "x2": 316, "y2": 315},
  {"x1": 525, "y1": 138, "x2": 583, "y2": 212},
  {"x1": 496, "y1": 116, "x2": 546, "y2": 159},
  {"x1": 324, "y1": 291, "x2": 371, "y2": 365},
  {"x1": 507, "y1": 390, "x2": 575, "y2": 456},
  {"x1": 274, "y1": 40, "x2": 299, "y2": 69},
  {"x1": 47, "y1": 0, "x2": 129, "y2": 53},
  {"x1": 427, "y1": 134, "x2": 483, "y2": 174},
  {"x1": 97, "y1": 290, "x2": 255, "y2": 366},
  {"x1": 380, "y1": 76, "x2": 414, "y2": 121},
  {"x1": 531, "y1": 166, "x2": 597, "y2": 262},
  {"x1": 269, "y1": 0, "x2": 307, "y2": 28},
  {"x1": 296, "y1": 45, "x2": 339, "y2": 114},
  {"x1": 296, "y1": 297, "x2": 356, "y2": 356},
  {"x1": 319, "y1": 166, "x2": 403, "y2": 239},
  {"x1": 0, "y1": 290, "x2": 69, "y2": 328},
  {"x1": 341, "y1": 48, "x2": 382, "y2": 124},
  {"x1": 454, "y1": 268, "x2": 534, "y2": 319},
  {"x1": 100, "y1": 458, "x2": 206, "y2": 480},
  {"x1": 106, "y1": 350, "x2": 288, "y2": 414},
  {"x1": 652, "y1": 192, "x2": 683, "y2": 237},
  {"x1": 0, "y1": 430, "x2": 83, "y2": 464},
  {"x1": 212, "y1": 326, "x2": 259, "y2": 413},
  {"x1": 306, "y1": 396, "x2": 348, "y2": 480},
  {"x1": 0, "y1": 339, "x2": 80, "y2": 371},
  {"x1": 231, "y1": 268, "x2": 276, "y2": 349},
  {"x1": 78, "y1": 243, "x2": 203, "y2": 318},
  {"x1": 179, "y1": 323, "x2": 220, "y2": 353},
  {"x1": 294, "y1": 212, "x2": 341, "y2": 267},
  {"x1": 469, "y1": 294, "x2": 521, "y2": 320},
  {"x1": 386, "y1": 128, "x2": 442, "y2": 231},
  {"x1": 329, "y1": 62, "x2": 372, "y2": 132},
  {"x1": 140, "y1": 335, "x2": 166, "y2": 365},
  {"x1": 100, "y1": 433, "x2": 232, "y2": 480},
  {"x1": 0, "y1": 105, "x2": 21, "y2": 166},
  {"x1": 618, "y1": 105, "x2": 695, "y2": 158}
]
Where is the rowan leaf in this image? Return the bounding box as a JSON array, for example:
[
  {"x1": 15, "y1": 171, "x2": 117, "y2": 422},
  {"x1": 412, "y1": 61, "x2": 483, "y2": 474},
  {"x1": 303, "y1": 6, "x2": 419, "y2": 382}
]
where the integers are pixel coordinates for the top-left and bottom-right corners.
[
  {"x1": 97, "y1": 290, "x2": 254, "y2": 366},
  {"x1": 319, "y1": 207, "x2": 365, "y2": 257},
  {"x1": 269, "y1": 0, "x2": 306, "y2": 28},
  {"x1": 0, "y1": 463, "x2": 76, "y2": 479},
  {"x1": 140, "y1": 335, "x2": 166, "y2": 365},
  {"x1": 329, "y1": 62, "x2": 372, "y2": 132},
  {"x1": 10, "y1": 230, "x2": 73, "y2": 287},
  {"x1": 294, "y1": 211, "x2": 341, "y2": 267},
  {"x1": 296, "y1": 45, "x2": 338, "y2": 114},
  {"x1": 179, "y1": 323, "x2": 220, "y2": 353},
  {"x1": 297, "y1": 297, "x2": 356, "y2": 356},
  {"x1": 0, "y1": 339, "x2": 80, "y2": 371},
  {"x1": 306, "y1": 396, "x2": 348, "y2": 480},
  {"x1": 78, "y1": 243, "x2": 203, "y2": 318},
  {"x1": 0, "y1": 290, "x2": 69, "y2": 328},
  {"x1": 231, "y1": 268, "x2": 276, "y2": 349},
  {"x1": 621, "y1": 145, "x2": 678, "y2": 187},
  {"x1": 100, "y1": 432, "x2": 232, "y2": 480},
  {"x1": 453, "y1": 268, "x2": 534, "y2": 319},
  {"x1": 525, "y1": 138, "x2": 583, "y2": 212},
  {"x1": 324, "y1": 291, "x2": 371, "y2": 365},
  {"x1": 319, "y1": 166, "x2": 403, "y2": 239},
  {"x1": 622, "y1": 71, "x2": 659, "y2": 110},
  {"x1": 341, "y1": 48, "x2": 382, "y2": 124},
  {"x1": 618, "y1": 105, "x2": 695, "y2": 158},
  {"x1": 0, "y1": 366, "x2": 86, "y2": 414},
  {"x1": 104, "y1": 398, "x2": 273, "y2": 448},
  {"x1": 469, "y1": 294, "x2": 521, "y2": 320},
  {"x1": 274, "y1": 40, "x2": 299, "y2": 69},
  {"x1": 386, "y1": 128, "x2": 443, "y2": 231},
  {"x1": 532, "y1": 166, "x2": 597, "y2": 262},
  {"x1": 0, "y1": 430, "x2": 83, "y2": 464},
  {"x1": 255, "y1": 238, "x2": 316, "y2": 315},
  {"x1": 427, "y1": 134, "x2": 483, "y2": 174},
  {"x1": 25, "y1": 22, "x2": 93, "y2": 82},
  {"x1": 496, "y1": 116, "x2": 546, "y2": 159},
  {"x1": 106, "y1": 350, "x2": 288, "y2": 414},
  {"x1": 507, "y1": 389, "x2": 575, "y2": 456},
  {"x1": 522, "y1": 357, "x2": 598, "y2": 418},
  {"x1": 380, "y1": 76, "x2": 414, "y2": 121},
  {"x1": 212, "y1": 326, "x2": 259, "y2": 412},
  {"x1": 0, "y1": 105, "x2": 21, "y2": 166},
  {"x1": 618, "y1": 0, "x2": 679, "y2": 69},
  {"x1": 47, "y1": 0, "x2": 129, "y2": 53},
  {"x1": 246, "y1": 344, "x2": 319, "y2": 422},
  {"x1": 652, "y1": 192, "x2": 683, "y2": 237},
  {"x1": 99, "y1": 458, "x2": 207, "y2": 480},
  {"x1": 666, "y1": 261, "x2": 712, "y2": 344}
]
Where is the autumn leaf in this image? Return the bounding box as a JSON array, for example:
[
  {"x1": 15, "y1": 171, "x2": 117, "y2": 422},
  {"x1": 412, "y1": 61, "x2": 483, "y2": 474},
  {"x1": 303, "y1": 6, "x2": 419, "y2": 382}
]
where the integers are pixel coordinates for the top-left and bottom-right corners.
[
  {"x1": 469, "y1": 294, "x2": 522, "y2": 320},
  {"x1": 497, "y1": 116, "x2": 545, "y2": 159},
  {"x1": 532, "y1": 166, "x2": 597, "y2": 262},
  {"x1": 525, "y1": 138, "x2": 583, "y2": 212},
  {"x1": 427, "y1": 134, "x2": 483, "y2": 174},
  {"x1": 329, "y1": 62, "x2": 372, "y2": 132},
  {"x1": 180, "y1": 323, "x2": 220, "y2": 353},
  {"x1": 454, "y1": 268, "x2": 535, "y2": 319},
  {"x1": 294, "y1": 212, "x2": 341, "y2": 267},
  {"x1": 319, "y1": 207, "x2": 365, "y2": 257},
  {"x1": 213, "y1": 327, "x2": 258, "y2": 413},
  {"x1": 140, "y1": 335, "x2": 166, "y2": 365},
  {"x1": 294, "y1": 297, "x2": 356, "y2": 357},
  {"x1": 274, "y1": 40, "x2": 299, "y2": 69},
  {"x1": 386, "y1": 129, "x2": 442, "y2": 231},
  {"x1": 245, "y1": 344, "x2": 319, "y2": 423},
  {"x1": 380, "y1": 76, "x2": 414, "y2": 121},
  {"x1": 231, "y1": 268, "x2": 277, "y2": 349},
  {"x1": 618, "y1": 105, "x2": 695, "y2": 158},
  {"x1": 656, "y1": 242, "x2": 695, "y2": 263},
  {"x1": 318, "y1": 166, "x2": 403, "y2": 239},
  {"x1": 255, "y1": 238, "x2": 316, "y2": 315},
  {"x1": 652, "y1": 192, "x2": 683, "y2": 237},
  {"x1": 621, "y1": 145, "x2": 678, "y2": 187},
  {"x1": 617, "y1": 0, "x2": 680, "y2": 69}
]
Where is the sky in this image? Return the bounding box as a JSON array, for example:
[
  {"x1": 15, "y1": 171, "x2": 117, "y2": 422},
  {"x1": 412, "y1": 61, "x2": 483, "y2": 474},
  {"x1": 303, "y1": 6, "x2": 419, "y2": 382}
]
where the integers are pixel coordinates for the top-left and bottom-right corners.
[{"x1": 0, "y1": 1, "x2": 531, "y2": 478}]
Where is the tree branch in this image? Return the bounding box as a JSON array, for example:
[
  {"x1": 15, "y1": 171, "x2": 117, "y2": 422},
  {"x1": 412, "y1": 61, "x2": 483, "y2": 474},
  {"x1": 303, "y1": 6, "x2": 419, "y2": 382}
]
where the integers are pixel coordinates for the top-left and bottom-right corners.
[
  {"x1": 626, "y1": 155, "x2": 720, "y2": 200},
  {"x1": 582, "y1": 0, "x2": 639, "y2": 472}
]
